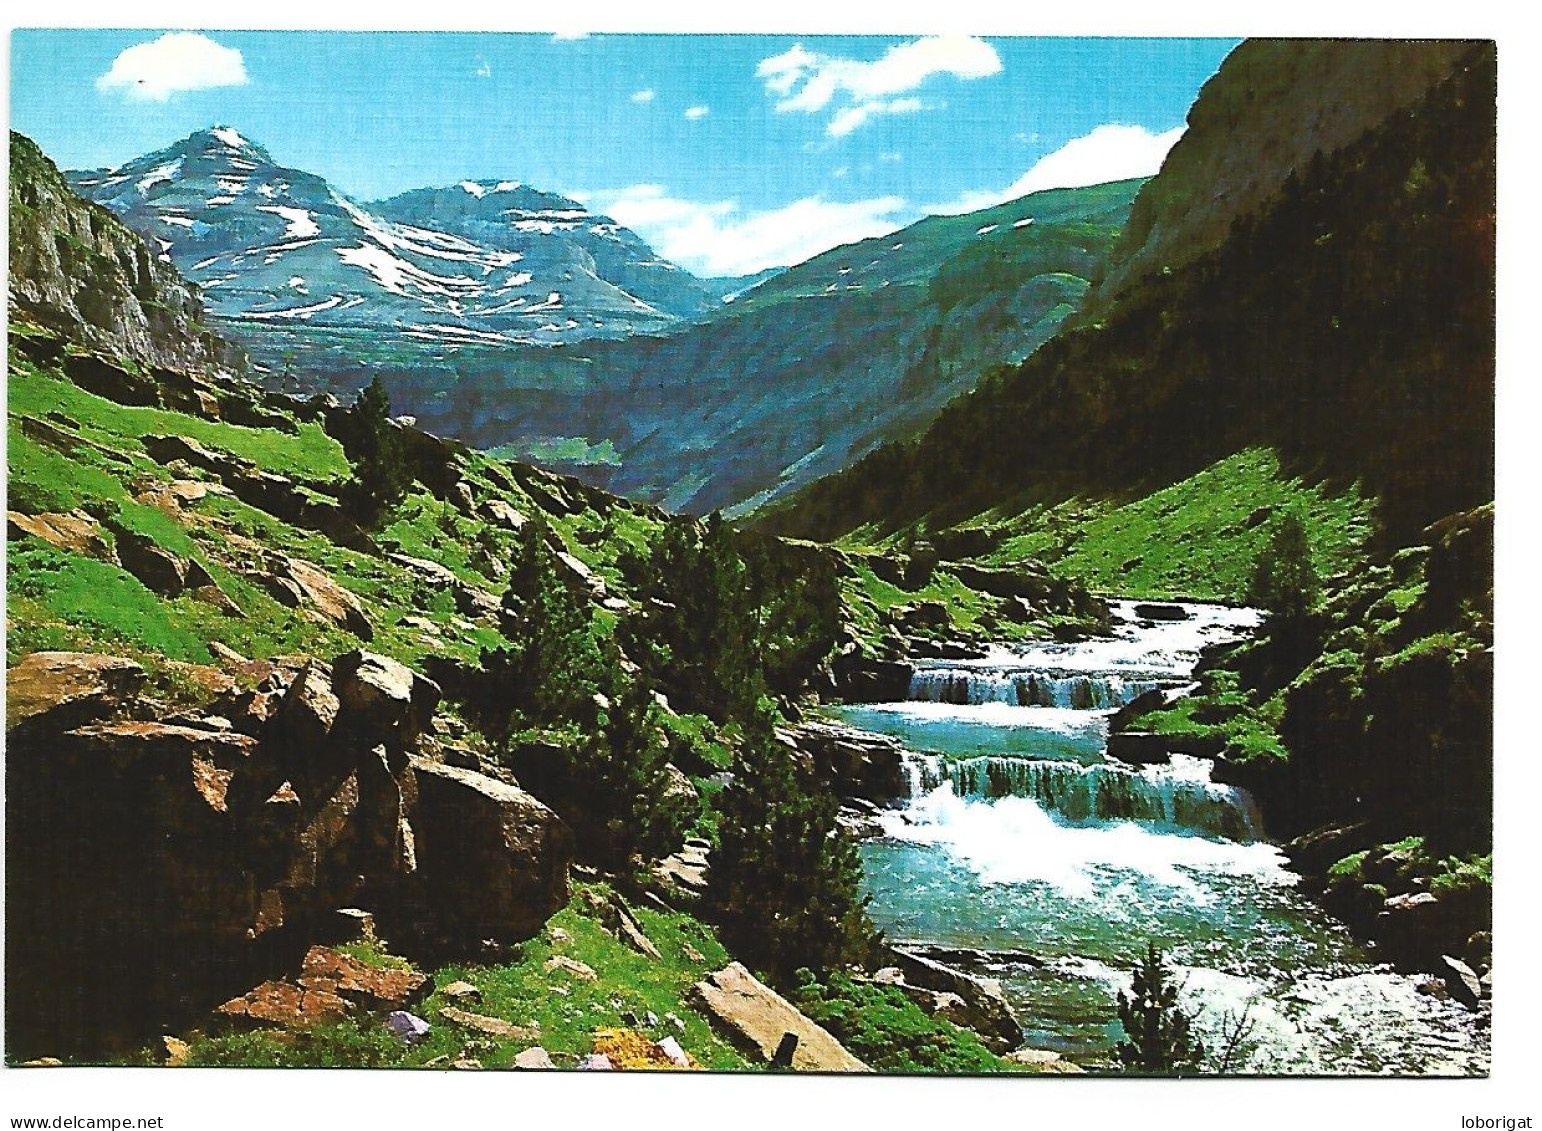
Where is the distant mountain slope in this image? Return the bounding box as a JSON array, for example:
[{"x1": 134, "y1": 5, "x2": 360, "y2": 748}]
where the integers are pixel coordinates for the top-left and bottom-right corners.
[
  {"x1": 67, "y1": 127, "x2": 716, "y2": 366},
  {"x1": 765, "y1": 40, "x2": 1494, "y2": 547},
  {"x1": 412, "y1": 178, "x2": 1144, "y2": 515},
  {"x1": 9, "y1": 131, "x2": 245, "y2": 377}
]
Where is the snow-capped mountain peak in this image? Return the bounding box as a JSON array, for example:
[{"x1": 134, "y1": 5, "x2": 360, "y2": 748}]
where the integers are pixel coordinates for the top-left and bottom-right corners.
[{"x1": 67, "y1": 127, "x2": 714, "y2": 359}]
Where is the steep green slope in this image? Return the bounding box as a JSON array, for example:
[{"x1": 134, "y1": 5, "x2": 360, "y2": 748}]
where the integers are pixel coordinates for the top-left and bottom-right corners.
[
  {"x1": 979, "y1": 448, "x2": 1376, "y2": 602},
  {"x1": 1088, "y1": 39, "x2": 1479, "y2": 315}
]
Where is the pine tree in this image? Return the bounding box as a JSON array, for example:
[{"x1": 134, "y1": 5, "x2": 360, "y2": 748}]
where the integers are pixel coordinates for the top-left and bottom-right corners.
[
  {"x1": 482, "y1": 515, "x2": 600, "y2": 727},
  {"x1": 334, "y1": 377, "x2": 412, "y2": 526},
  {"x1": 1115, "y1": 942, "x2": 1205, "y2": 1074},
  {"x1": 1249, "y1": 508, "x2": 1320, "y2": 625},
  {"x1": 708, "y1": 706, "x2": 880, "y2": 984},
  {"x1": 573, "y1": 670, "x2": 693, "y2": 869}
]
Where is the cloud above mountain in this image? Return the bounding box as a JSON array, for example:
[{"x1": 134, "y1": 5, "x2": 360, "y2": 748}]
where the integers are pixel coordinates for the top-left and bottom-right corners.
[
  {"x1": 757, "y1": 36, "x2": 1001, "y2": 138},
  {"x1": 95, "y1": 32, "x2": 250, "y2": 102},
  {"x1": 928, "y1": 123, "x2": 1185, "y2": 214},
  {"x1": 580, "y1": 184, "x2": 906, "y2": 276}
]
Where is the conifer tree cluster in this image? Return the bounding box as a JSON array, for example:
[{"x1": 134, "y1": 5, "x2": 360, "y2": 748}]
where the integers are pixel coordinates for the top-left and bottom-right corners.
[{"x1": 480, "y1": 517, "x2": 688, "y2": 871}]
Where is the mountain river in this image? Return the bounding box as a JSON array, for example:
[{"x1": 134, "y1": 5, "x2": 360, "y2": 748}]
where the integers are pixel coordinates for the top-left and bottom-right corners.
[{"x1": 825, "y1": 600, "x2": 1490, "y2": 1074}]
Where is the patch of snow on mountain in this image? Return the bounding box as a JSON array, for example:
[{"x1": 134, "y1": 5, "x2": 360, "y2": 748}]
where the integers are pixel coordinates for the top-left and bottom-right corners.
[
  {"x1": 257, "y1": 205, "x2": 322, "y2": 240},
  {"x1": 511, "y1": 218, "x2": 582, "y2": 235},
  {"x1": 337, "y1": 243, "x2": 484, "y2": 300},
  {"x1": 506, "y1": 208, "x2": 590, "y2": 222},
  {"x1": 976, "y1": 224, "x2": 998, "y2": 235},
  {"x1": 211, "y1": 127, "x2": 247, "y2": 149},
  {"x1": 245, "y1": 295, "x2": 345, "y2": 321},
  {"x1": 160, "y1": 215, "x2": 195, "y2": 228},
  {"x1": 423, "y1": 324, "x2": 525, "y2": 344},
  {"x1": 206, "y1": 196, "x2": 236, "y2": 206},
  {"x1": 137, "y1": 160, "x2": 183, "y2": 194},
  {"x1": 1014, "y1": 217, "x2": 1035, "y2": 228},
  {"x1": 460, "y1": 181, "x2": 487, "y2": 198},
  {"x1": 337, "y1": 244, "x2": 414, "y2": 297}
]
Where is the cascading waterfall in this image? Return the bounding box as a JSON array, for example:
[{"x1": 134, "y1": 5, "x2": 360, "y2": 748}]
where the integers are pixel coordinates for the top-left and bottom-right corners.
[
  {"x1": 853, "y1": 599, "x2": 1488, "y2": 1073},
  {"x1": 908, "y1": 667, "x2": 1160, "y2": 709},
  {"x1": 900, "y1": 751, "x2": 1261, "y2": 842}
]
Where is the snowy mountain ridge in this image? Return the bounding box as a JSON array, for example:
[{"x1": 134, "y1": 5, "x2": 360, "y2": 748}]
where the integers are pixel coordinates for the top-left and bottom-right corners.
[{"x1": 68, "y1": 126, "x2": 719, "y2": 355}]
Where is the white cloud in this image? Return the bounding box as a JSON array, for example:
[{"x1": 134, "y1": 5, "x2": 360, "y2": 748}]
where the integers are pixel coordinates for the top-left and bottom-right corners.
[
  {"x1": 756, "y1": 35, "x2": 999, "y2": 137},
  {"x1": 928, "y1": 124, "x2": 1185, "y2": 215},
  {"x1": 827, "y1": 96, "x2": 923, "y2": 139},
  {"x1": 684, "y1": 105, "x2": 710, "y2": 120},
  {"x1": 95, "y1": 32, "x2": 249, "y2": 102},
  {"x1": 631, "y1": 88, "x2": 656, "y2": 103},
  {"x1": 584, "y1": 184, "x2": 908, "y2": 276}
]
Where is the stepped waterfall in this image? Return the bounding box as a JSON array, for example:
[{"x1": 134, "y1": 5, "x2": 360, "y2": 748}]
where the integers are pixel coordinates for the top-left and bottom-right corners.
[
  {"x1": 900, "y1": 751, "x2": 1261, "y2": 842},
  {"x1": 829, "y1": 599, "x2": 1489, "y2": 1074}
]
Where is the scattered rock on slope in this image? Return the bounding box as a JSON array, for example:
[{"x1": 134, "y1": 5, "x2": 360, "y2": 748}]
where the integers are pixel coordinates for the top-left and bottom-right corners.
[{"x1": 689, "y1": 963, "x2": 870, "y2": 1072}]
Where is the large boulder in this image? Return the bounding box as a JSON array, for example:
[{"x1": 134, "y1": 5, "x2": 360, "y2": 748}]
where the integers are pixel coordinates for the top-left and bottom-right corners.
[
  {"x1": 947, "y1": 562, "x2": 1052, "y2": 602},
  {"x1": 6, "y1": 651, "x2": 146, "y2": 733},
  {"x1": 143, "y1": 433, "x2": 239, "y2": 476},
  {"x1": 333, "y1": 650, "x2": 441, "y2": 748},
  {"x1": 830, "y1": 651, "x2": 912, "y2": 703},
  {"x1": 4, "y1": 646, "x2": 558, "y2": 1060},
  {"x1": 1106, "y1": 732, "x2": 1172, "y2": 766},
  {"x1": 111, "y1": 528, "x2": 201, "y2": 596},
  {"x1": 250, "y1": 555, "x2": 373, "y2": 640},
  {"x1": 887, "y1": 946, "x2": 1024, "y2": 1053},
  {"x1": 1107, "y1": 687, "x2": 1172, "y2": 733},
  {"x1": 62, "y1": 353, "x2": 160, "y2": 407},
  {"x1": 405, "y1": 759, "x2": 573, "y2": 946},
  {"x1": 784, "y1": 718, "x2": 907, "y2": 801},
  {"x1": 6, "y1": 715, "x2": 276, "y2": 1058},
  {"x1": 1438, "y1": 955, "x2": 1483, "y2": 1010},
  {"x1": 688, "y1": 963, "x2": 871, "y2": 1072},
  {"x1": 7, "y1": 509, "x2": 116, "y2": 562}
]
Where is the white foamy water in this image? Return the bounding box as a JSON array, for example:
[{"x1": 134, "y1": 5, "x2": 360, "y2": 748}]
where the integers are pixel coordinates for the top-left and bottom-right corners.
[{"x1": 879, "y1": 786, "x2": 1290, "y2": 900}]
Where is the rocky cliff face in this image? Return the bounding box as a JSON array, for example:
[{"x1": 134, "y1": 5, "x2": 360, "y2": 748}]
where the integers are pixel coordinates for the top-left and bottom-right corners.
[
  {"x1": 1087, "y1": 39, "x2": 1481, "y2": 314},
  {"x1": 5, "y1": 648, "x2": 573, "y2": 1059},
  {"x1": 8, "y1": 131, "x2": 245, "y2": 378}
]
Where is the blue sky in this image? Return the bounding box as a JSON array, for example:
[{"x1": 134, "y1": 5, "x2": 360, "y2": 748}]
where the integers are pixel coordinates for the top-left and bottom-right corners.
[{"x1": 11, "y1": 31, "x2": 1237, "y2": 275}]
